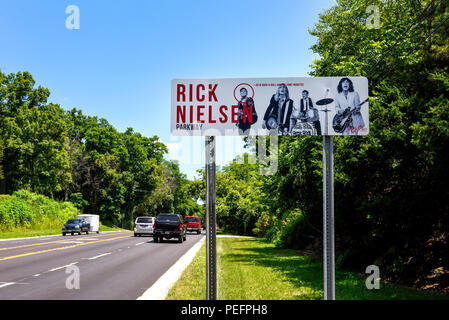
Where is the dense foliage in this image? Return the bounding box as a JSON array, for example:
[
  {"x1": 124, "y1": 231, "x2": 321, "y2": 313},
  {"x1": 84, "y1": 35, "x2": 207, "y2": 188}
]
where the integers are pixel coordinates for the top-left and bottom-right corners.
[
  {"x1": 192, "y1": 0, "x2": 449, "y2": 292},
  {"x1": 306, "y1": 0, "x2": 449, "y2": 292},
  {"x1": 0, "y1": 190, "x2": 78, "y2": 232},
  {"x1": 0, "y1": 70, "x2": 201, "y2": 228}
]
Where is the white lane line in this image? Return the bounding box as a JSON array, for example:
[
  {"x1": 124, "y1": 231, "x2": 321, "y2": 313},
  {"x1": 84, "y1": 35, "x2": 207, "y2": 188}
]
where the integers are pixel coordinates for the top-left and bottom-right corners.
[
  {"x1": 0, "y1": 282, "x2": 29, "y2": 287},
  {"x1": 138, "y1": 236, "x2": 205, "y2": 300},
  {"x1": 48, "y1": 263, "x2": 77, "y2": 272},
  {"x1": 135, "y1": 242, "x2": 145, "y2": 246},
  {"x1": 33, "y1": 274, "x2": 40, "y2": 277},
  {"x1": 0, "y1": 282, "x2": 16, "y2": 288},
  {"x1": 87, "y1": 252, "x2": 111, "y2": 260}
]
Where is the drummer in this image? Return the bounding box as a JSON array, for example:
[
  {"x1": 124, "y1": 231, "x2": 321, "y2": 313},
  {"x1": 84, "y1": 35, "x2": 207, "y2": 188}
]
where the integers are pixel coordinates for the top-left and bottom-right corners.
[{"x1": 291, "y1": 90, "x2": 322, "y2": 135}]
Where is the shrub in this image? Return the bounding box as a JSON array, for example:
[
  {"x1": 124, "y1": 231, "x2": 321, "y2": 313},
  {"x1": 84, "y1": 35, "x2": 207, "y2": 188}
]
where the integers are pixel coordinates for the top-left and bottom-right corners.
[
  {"x1": 69, "y1": 192, "x2": 89, "y2": 210},
  {"x1": 0, "y1": 190, "x2": 79, "y2": 232},
  {"x1": 265, "y1": 209, "x2": 315, "y2": 249}
]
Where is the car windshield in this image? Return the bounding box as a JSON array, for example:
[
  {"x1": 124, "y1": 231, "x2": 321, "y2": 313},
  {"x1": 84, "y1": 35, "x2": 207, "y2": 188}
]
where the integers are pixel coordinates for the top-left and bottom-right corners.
[
  {"x1": 184, "y1": 217, "x2": 199, "y2": 223},
  {"x1": 66, "y1": 219, "x2": 81, "y2": 224},
  {"x1": 136, "y1": 217, "x2": 153, "y2": 223},
  {"x1": 157, "y1": 215, "x2": 179, "y2": 222}
]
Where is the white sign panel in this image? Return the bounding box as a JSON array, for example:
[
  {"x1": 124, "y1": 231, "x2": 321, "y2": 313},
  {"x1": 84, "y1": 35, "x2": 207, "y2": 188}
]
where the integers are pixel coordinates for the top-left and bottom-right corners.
[{"x1": 171, "y1": 77, "x2": 369, "y2": 136}]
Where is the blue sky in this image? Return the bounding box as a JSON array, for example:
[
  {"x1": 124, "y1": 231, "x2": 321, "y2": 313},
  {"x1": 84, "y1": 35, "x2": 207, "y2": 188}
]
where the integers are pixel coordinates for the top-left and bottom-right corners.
[{"x1": 0, "y1": 0, "x2": 334, "y2": 179}]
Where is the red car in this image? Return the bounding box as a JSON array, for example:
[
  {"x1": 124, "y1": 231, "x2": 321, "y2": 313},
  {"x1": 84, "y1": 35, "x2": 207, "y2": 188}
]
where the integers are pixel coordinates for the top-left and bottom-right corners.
[{"x1": 184, "y1": 216, "x2": 202, "y2": 234}]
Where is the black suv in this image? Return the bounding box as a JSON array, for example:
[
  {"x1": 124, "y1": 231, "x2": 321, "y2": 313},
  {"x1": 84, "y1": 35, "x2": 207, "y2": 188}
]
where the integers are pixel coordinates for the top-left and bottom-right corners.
[
  {"x1": 153, "y1": 214, "x2": 187, "y2": 243},
  {"x1": 62, "y1": 218, "x2": 90, "y2": 236}
]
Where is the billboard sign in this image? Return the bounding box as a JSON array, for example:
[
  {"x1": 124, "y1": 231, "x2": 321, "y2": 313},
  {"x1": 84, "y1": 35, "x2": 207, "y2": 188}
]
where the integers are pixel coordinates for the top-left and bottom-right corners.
[{"x1": 171, "y1": 77, "x2": 368, "y2": 136}]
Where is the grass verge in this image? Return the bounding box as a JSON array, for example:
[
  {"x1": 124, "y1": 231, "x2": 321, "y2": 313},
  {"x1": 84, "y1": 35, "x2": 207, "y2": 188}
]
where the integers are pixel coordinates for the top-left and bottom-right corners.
[{"x1": 166, "y1": 237, "x2": 449, "y2": 300}]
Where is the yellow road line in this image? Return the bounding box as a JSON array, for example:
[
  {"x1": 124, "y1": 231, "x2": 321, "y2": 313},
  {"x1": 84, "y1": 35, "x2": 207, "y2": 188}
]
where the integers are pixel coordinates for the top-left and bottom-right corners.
[
  {"x1": 0, "y1": 235, "x2": 131, "y2": 262},
  {"x1": 0, "y1": 233, "x2": 129, "y2": 252}
]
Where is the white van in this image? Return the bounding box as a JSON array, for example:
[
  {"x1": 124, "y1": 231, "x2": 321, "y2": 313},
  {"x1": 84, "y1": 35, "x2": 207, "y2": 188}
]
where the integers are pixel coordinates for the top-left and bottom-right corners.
[{"x1": 77, "y1": 214, "x2": 100, "y2": 233}]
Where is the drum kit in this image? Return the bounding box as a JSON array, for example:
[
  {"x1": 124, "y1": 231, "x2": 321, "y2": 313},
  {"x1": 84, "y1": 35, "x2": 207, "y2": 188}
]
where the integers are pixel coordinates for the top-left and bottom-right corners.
[
  {"x1": 292, "y1": 97, "x2": 334, "y2": 136},
  {"x1": 316, "y1": 98, "x2": 334, "y2": 106},
  {"x1": 264, "y1": 97, "x2": 335, "y2": 135},
  {"x1": 316, "y1": 98, "x2": 334, "y2": 136}
]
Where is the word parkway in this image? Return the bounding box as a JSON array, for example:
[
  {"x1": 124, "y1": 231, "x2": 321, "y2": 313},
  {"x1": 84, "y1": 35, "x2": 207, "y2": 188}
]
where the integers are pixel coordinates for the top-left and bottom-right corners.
[{"x1": 175, "y1": 123, "x2": 204, "y2": 130}]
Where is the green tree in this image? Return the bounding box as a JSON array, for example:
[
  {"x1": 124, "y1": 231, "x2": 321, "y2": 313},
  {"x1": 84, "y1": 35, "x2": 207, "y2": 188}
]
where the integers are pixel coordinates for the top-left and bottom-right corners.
[
  {"x1": 0, "y1": 69, "x2": 189, "y2": 232},
  {"x1": 299, "y1": 0, "x2": 449, "y2": 288},
  {"x1": 168, "y1": 161, "x2": 203, "y2": 218},
  {"x1": 0, "y1": 70, "x2": 71, "y2": 196},
  {"x1": 69, "y1": 192, "x2": 89, "y2": 211},
  {"x1": 205, "y1": 0, "x2": 449, "y2": 290},
  {"x1": 192, "y1": 154, "x2": 267, "y2": 236},
  {"x1": 119, "y1": 128, "x2": 168, "y2": 220},
  {"x1": 64, "y1": 115, "x2": 170, "y2": 226}
]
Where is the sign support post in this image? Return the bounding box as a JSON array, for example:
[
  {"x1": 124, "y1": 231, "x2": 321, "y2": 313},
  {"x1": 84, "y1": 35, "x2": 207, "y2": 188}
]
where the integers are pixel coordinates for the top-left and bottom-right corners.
[
  {"x1": 323, "y1": 135, "x2": 335, "y2": 300},
  {"x1": 205, "y1": 136, "x2": 217, "y2": 300}
]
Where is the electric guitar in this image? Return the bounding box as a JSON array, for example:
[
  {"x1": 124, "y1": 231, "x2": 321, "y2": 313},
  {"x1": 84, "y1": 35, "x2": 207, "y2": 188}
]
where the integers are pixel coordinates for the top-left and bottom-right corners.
[{"x1": 332, "y1": 98, "x2": 369, "y2": 133}]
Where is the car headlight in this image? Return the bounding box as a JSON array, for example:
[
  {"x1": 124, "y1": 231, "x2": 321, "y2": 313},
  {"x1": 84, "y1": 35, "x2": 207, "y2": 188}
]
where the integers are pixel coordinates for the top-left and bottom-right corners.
[{"x1": 75, "y1": 226, "x2": 80, "y2": 229}]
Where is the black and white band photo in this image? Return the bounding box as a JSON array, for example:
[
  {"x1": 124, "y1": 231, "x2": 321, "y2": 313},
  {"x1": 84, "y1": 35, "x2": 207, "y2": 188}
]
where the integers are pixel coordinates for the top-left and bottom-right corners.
[
  {"x1": 171, "y1": 77, "x2": 369, "y2": 136},
  {"x1": 258, "y1": 78, "x2": 368, "y2": 136},
  {"x1": 291, "y1": 90, "x2": 322, "y2": 136},
  {"x1": 262, "y1": 83, "x2": 294, "y2": 135},
  {"x1": 236, "y1": 87, "x2": 258, "y2": 134},
  {"x1": 332, "y1": 77, "x2": 368, "y2": 135},
  {"x1": 261, "y1": 84, "x2": 323, "y2": 136}
]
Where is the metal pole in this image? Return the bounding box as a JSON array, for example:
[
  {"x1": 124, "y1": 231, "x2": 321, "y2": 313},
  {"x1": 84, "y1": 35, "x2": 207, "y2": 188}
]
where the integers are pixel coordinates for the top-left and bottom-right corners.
[
  {"x1": 205, "y1": 136, "x2": 217, "y2": 300},
  {"x1": 323, "y1": 135, "x2": 335, "y2": 300}
]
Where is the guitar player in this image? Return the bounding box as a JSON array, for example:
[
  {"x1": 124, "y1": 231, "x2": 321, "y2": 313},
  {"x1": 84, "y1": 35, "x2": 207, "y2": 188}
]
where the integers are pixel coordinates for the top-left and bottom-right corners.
[{"x1": 334, "y1": 77, "x2": 365, "y2": 135}]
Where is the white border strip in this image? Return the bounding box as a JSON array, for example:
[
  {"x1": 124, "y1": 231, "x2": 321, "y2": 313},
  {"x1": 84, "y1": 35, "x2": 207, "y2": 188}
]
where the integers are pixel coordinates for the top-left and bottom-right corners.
[{"x1": 137, "y1": 236, "x2": 205, "y2": 300}]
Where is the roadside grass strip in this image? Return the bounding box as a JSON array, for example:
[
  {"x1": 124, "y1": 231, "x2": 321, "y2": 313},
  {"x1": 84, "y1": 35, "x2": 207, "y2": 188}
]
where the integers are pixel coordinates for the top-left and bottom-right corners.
[{"x1": 166, "y1": 237, "x2": 449, "y2": 300}]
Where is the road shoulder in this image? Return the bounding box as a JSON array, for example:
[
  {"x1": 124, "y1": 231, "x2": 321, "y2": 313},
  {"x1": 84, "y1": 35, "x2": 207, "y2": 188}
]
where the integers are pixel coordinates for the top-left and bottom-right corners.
[{"x1": 137, "y1": 236, "x2": 205, "y2": 300}]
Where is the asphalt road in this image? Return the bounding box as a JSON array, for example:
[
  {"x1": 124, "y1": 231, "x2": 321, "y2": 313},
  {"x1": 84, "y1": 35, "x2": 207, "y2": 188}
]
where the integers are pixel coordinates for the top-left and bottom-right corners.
[{"x1": 0, "y1": 231, "x2": 205, "y2": 300}]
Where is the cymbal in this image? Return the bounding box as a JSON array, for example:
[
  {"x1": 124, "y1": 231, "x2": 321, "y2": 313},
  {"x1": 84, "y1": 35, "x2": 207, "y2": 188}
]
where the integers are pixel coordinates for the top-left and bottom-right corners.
[{"x1": 316, "y1": 98, "x2": 334, "y2": 105}]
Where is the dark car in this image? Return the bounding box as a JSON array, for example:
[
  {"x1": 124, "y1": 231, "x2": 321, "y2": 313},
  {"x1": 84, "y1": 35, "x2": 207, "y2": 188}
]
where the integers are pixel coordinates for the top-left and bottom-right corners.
[
  {"x1": 153, "y1": 214, "x2": 187, "y2": 243},
  {"x1": 184, "y1": 216, "x2": 202, "y2": 234},
  {"x1": 62, "y1": 219, "x2": 90, "y2": 236}
]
